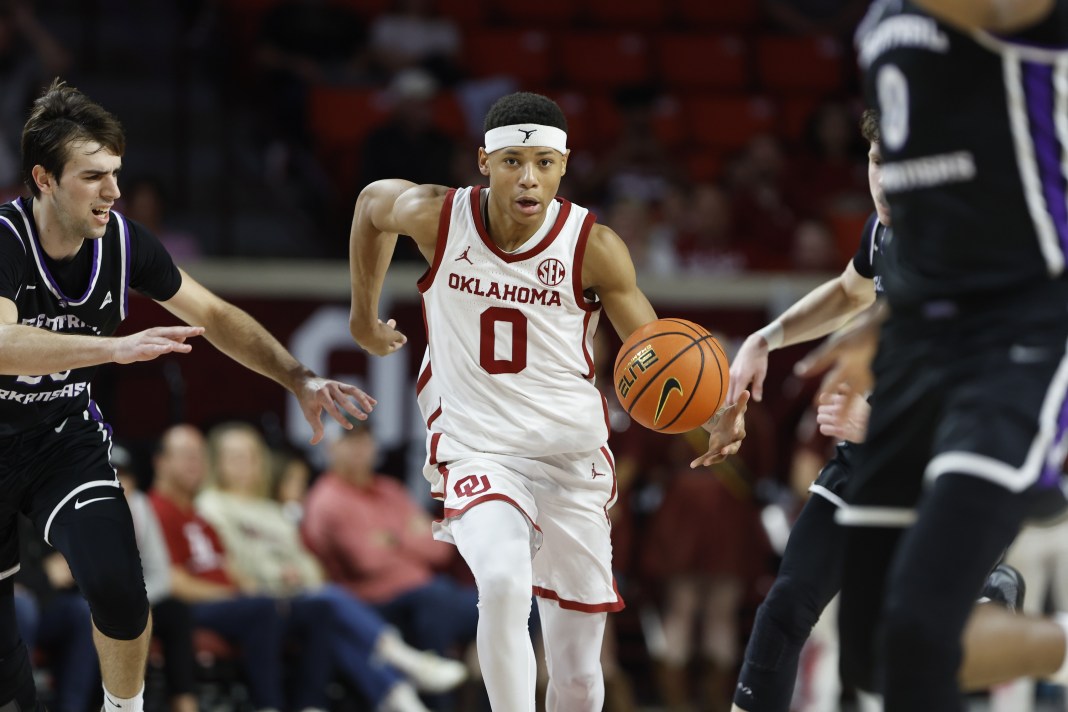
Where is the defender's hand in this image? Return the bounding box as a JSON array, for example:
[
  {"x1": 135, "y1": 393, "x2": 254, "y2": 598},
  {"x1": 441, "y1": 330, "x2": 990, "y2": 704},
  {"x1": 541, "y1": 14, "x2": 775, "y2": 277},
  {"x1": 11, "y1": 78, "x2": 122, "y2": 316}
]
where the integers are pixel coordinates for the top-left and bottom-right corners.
[{"x1": 691, "y1": 390, "x2": 750, "y2": 469}]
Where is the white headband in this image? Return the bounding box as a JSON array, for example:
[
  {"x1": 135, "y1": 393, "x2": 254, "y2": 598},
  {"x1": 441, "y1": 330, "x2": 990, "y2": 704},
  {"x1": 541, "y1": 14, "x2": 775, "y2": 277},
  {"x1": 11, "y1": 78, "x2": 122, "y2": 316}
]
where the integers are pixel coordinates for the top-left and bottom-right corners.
[{"x1": 484, "y1": 124, "x2": 568, "y2": 154}]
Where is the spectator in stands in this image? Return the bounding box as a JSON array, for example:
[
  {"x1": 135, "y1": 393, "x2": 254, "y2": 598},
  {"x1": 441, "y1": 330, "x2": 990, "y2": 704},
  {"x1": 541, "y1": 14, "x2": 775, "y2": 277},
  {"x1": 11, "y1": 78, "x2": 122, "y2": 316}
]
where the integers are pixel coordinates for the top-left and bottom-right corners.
[
  {"x1": 604, "y1": 197, "x2": 676, "y2": 276},
  {"x1": 360, "y1": 69, "x2": 458, "y2": 190},
  {"x1": 763, "y1": 0, "x2": 868, "y2": 36},
  {"x1": 789, "y1": 219, "x2": 840, "y2": 273},
  {"x1": 199, "y1": 421, "x2": 468, "y2": 711},
  {"x1": 580, "y1": 86, "x2": 679, "y2": 209},
  {"x1": 725, "y1": 135, "x2": 801, "y2": 264},
  {"x1": 120, "y1": 176, "x2": 202, "y2": 263},
  {"x1": 303, "y1": 421, "x2": 479, "y2": 661},
  {"x1": 787, "y1": 100, "x2": 870, "y2": 220},
  {"x1": 14, "y1": 518, "x2": 98, "y2": 712},
  {"x1": 149, "y1": 423, "x2": 324, "y2": 712},
  {"x1": 113, "y1": 444, "x2": 198, "y2": 712},
  {"x1": 368, "y1": 0, "x2": 462, "y2": 87},
  {"x1": 271, "y1": 444, "x2": 315, "y2": 526},
  {"x1": 672, "y1": 183, "x2": 751, "y2": 274},
  {"x1": 0, "y1": 0, "x2": 69, "y2": 177}
]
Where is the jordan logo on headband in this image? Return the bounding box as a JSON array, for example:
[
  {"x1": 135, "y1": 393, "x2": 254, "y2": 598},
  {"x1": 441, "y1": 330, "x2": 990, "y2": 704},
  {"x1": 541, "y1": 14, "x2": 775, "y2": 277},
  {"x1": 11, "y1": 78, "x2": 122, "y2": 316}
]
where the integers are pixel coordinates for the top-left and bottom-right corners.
[{"x1": 519, "y1": 128, "x2": 536, "y2": 143}]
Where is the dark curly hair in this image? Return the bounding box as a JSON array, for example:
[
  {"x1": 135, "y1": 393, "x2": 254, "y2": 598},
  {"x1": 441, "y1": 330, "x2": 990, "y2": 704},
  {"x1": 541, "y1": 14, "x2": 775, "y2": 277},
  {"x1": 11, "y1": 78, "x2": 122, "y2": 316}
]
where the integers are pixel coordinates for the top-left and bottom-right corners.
[
  {"x1": 21, "y1": 78, "x2": 126, "y2": 198},
  {"x1": 483, "y1": 92, "x2": 567, "y2": 133},
  {"x1": 860, "y1": 108, "x2": 880, "y2": 144}
]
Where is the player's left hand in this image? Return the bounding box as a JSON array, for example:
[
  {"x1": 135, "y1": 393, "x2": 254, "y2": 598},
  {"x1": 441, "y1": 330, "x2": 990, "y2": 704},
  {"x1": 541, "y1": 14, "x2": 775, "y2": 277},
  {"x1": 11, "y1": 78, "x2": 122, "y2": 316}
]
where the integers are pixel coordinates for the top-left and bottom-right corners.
[
  {"x1": 297, "y1": 376, "x2": 377, "y2": 445},
  {"x1": 794, "y1": 304, "x2": 883, "y2": 397},
  {"x1": 691, "y1": 390, "x2": 750, "y2": 469},
  {"x1": 816, "y1": 386, "x2": 871, "y2": 442}
]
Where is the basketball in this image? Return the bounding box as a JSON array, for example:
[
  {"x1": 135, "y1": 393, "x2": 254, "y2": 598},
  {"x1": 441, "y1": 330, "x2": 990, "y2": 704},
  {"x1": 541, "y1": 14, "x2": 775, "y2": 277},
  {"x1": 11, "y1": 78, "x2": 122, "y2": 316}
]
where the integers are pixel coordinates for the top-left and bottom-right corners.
[{"x1": 613, "y1": 318, "x2": 730, "y2": 434}]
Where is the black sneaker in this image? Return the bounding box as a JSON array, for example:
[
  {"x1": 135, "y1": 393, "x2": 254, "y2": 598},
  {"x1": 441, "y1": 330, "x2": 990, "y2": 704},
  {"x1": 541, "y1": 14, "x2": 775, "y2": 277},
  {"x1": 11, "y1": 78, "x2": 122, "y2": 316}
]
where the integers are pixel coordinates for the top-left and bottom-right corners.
[{"x1": 977, "y1": 563, "x2": 1026, "y2": 613}]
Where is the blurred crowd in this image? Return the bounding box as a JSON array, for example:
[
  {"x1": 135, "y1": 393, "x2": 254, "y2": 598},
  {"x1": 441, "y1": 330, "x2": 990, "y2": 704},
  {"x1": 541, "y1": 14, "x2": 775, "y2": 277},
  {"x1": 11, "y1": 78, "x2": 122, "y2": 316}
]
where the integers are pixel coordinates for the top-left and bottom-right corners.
[
  {"x1": 10, "y1": 1, "x2": 1068, "y2": 711},
  {"x1": 0, "y1": 0, "x2": 875, "y2": 267}
]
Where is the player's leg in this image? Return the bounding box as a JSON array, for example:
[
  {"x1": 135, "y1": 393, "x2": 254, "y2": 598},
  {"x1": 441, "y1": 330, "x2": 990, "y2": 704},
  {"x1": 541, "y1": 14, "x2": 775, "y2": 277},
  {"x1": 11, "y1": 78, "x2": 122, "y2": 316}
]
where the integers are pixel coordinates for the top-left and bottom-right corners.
[
  {"x1": 451, "y1": 500, "x2": 538, "y2": 712},
  {"x1": 732, "y1": 493, "x2": 844, "y2": 712},
  {"x1": 536, "y1": 599, "x2": 606, "y2": 712},
  {"x1": 28, "y1": 416, "x2": 152, "y2": 712},
  {"x1": 0, "y1": 507, "x2": 40, "y2": 711},
  {"x1": 879, "y1": 474, "x2": 1028, "y2": 712}
]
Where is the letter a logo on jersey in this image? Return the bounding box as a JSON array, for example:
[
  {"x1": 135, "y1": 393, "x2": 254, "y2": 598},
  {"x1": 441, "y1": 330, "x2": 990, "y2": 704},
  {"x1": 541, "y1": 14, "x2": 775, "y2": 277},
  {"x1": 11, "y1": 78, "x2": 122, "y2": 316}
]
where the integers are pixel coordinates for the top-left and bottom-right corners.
[{"x1": 454, "y1": 474, "x2": 491, "y2": 498}]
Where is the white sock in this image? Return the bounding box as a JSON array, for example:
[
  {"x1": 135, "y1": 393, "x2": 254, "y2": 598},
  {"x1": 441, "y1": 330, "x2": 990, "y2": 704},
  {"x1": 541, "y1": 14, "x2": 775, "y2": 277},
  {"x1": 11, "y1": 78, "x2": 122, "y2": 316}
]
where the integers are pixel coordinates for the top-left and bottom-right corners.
[
  {"x1": 102, "y1": 682, "x2": 145, "y2": 712},
  {"x1": 376, "y1": 629, "x2": 425, "y2": 673},
  {"x1": 1047, "y1": 613, "x2": 1068, "y2": 685},
  {"x1": 377, "y1": 682, "x2": 431, "y2": 712}
]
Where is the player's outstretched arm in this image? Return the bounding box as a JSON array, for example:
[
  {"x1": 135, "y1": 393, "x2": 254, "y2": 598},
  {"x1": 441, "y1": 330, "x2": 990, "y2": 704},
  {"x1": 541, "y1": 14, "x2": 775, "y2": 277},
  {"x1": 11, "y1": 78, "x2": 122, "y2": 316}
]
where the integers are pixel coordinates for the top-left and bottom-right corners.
[
  {"x1": 159, "y1": 271, "x2": 375, "y2": 445},
  {"x1": 0, "y1": 296, "x2": 204, "y2": 375},
  {"x1": 728, "y1": 260, "x2": 874, "y2": 404},
  {"x1": 349, "y1": 180, "x2": 447, "y2": 356},
  {"x1": 794, "y1": 300, "x2": 888, "y2": 400}
]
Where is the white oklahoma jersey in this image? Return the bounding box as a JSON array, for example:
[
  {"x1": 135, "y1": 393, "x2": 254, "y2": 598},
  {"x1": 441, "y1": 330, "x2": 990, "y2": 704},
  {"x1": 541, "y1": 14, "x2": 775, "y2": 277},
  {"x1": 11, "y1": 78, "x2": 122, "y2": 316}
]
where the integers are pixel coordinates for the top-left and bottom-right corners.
[{"x1": 416, "y1": 185, "x2": 610, "y2": 492}]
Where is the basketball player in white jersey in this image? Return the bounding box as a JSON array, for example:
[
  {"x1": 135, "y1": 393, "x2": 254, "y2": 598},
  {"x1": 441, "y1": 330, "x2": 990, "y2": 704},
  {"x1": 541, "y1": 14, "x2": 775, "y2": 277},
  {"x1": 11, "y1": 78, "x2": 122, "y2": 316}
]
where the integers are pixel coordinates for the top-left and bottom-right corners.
[{"x1": 348, "y1": 92, "x2": 749, "y2": 711}]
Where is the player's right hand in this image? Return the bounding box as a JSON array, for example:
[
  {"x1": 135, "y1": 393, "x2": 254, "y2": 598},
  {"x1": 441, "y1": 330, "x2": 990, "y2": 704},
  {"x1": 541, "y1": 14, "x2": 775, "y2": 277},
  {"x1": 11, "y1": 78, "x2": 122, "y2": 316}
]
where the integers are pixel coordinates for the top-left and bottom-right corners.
[
  {"x1": 353, "y1": 318, "x2": 408, "y2": 357},
  {"x1": 112, "y1": 326, "x2": 205, "y2": 364},
  {"x1": 728, "y1": 333, "x2": 770, "y2": 403}
]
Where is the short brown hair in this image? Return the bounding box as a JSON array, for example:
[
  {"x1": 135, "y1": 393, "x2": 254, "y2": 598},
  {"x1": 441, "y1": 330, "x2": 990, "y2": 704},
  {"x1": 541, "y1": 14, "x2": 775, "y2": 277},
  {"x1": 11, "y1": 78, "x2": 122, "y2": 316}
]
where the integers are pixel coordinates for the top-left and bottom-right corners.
[
  {"x1": 21, "y1": 78, "x2": 126, "y2": 197},
  {"x1": 860, "y1": 108, "x2": 880, "y2": 144}
]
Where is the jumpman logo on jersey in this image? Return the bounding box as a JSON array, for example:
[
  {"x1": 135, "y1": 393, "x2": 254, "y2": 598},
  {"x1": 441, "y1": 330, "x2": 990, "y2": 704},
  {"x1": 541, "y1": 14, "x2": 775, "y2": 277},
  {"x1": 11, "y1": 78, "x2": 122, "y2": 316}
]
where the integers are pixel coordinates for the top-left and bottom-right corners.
[
  {"x1": 591, "y1": 463, "x2": 607, "y2": 479},
  {"x1": 519, "y1": 128, "x2": 537, "y2": 143},
  {"x1": 456, "y1": 246, "x2": 474, "y2": 264}
]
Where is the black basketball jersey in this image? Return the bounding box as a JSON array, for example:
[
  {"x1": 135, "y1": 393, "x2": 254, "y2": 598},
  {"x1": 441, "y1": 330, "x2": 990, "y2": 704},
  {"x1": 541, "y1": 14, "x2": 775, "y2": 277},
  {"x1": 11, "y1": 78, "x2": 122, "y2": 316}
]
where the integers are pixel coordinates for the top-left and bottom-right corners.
[
  {"x1": 856, "y1": 0, "x2": 1068, "y2": 308},
  {"x1": 852, "y1": 211, "x2": 892, "y2": 296},
  {"x1": 0, "y1": 197, "x2": 181, "y2": 436}
]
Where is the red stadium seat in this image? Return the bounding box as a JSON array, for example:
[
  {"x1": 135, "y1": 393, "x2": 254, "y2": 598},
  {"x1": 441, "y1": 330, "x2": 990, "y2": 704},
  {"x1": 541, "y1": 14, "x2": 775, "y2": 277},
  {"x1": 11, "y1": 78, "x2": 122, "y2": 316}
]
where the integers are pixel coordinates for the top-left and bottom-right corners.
[
  {"x1": 432, "y1": 92, "x2": 470, "y2": 140},
  {"x1": 587, "y1": 0, "x2": 669, "y2": 29},
  {"x1": 558, "y1": 33, "x2": 652, "y2": 90},
  {"x1": 546, "y1": 91, "x2": 595, "y2": 152},
  {"x1": 683, "y1": 94, "x2": 777, "y2": 151},
  {"x1": 307, "y1": 86, "x2": 390, "y2": 148},
  {"x1": 655, "y1": 34, "x2": 751, "y2": 91},
  {"x1": 494, "y1": 0, "x2": 578, "y2": 26},
  {"x1": 756, "y1": 35, "x2": 846, "y2": 94},
  {"x1": 686, "y1": 149, "x2": 726, "y2": 182},
  {"x1": 463, "y1": 30, "x2": 553, "y2": 86},
  {"x1": 778, "y1": 96, "x2": 823, "y2": 142},
  {"x1": 436, "y1": 0, "x2": 486, "y2": 28},
  {"x1": 675, "y1": 0, "x2": 760, "y2": 28}
]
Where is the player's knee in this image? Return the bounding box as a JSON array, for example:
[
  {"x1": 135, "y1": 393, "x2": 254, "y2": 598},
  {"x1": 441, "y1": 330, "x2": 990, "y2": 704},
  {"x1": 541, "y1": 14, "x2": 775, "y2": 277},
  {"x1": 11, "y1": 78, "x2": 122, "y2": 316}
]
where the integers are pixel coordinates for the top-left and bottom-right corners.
[
  {"x1": 477, "y1": 570, "x2": 531, "y2": 618},
  {"x1": 552, "y1": 670, "x2": 603, "y2": 706},
  {"x1": 761, "y1": 573, "x2": 823, "y2": 640},
  {"x1": 85, "y1": 575, "x2": 150, "y2": 640}
]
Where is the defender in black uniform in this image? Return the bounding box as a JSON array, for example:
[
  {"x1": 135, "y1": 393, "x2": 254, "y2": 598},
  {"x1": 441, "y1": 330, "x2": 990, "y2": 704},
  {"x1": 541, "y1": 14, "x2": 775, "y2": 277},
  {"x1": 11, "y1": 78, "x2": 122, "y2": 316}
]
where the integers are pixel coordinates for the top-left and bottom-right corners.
[
  {"x1": 795, "y1": 1, "x2": 1068, "y2": 710},
  {"x1": 0, "y1": 80, "x2": 375, "y2": 712},
  {"x1": 727, "y1": 112, "x2": 888, "y2": 712}
]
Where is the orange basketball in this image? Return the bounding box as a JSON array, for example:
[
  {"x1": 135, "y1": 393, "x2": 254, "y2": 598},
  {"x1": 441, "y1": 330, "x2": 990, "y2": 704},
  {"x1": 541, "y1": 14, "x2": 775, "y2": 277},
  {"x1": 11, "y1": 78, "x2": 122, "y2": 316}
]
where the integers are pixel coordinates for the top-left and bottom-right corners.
[{"x1": 613, "y1": 318, "x2": 730, "y2": 434}]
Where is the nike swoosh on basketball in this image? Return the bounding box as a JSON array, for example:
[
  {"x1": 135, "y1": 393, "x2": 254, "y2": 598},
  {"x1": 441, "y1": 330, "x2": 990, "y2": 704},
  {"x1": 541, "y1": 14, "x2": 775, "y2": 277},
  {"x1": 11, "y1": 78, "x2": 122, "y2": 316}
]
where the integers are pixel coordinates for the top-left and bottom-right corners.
[
  {"x1": 74, "y1": 496, "x2": 115, "y2": 509},
  {"x1": 654, "y1": 377, "x2": 684, "y2": 425}
]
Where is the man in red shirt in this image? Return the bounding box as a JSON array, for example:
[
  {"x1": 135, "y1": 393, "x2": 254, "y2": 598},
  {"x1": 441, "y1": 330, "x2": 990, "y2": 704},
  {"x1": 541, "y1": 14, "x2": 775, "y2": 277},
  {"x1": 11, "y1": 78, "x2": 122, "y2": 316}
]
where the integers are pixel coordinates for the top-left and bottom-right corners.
[
  {"x1": 150, "y1": 424, "x2": 332, "y2": 712},
  {"x1": 303, "y1": 422, "x2": 478, "y2": 657}
]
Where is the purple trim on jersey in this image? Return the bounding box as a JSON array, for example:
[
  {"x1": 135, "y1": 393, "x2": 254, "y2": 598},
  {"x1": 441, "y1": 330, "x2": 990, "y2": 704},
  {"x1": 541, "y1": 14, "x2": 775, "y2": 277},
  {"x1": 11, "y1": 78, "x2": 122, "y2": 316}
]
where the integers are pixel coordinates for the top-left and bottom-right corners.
[
  {"x1": 116, "y1": 210, "x2": 131, "y2": 319},
  {"x1": 1022, "y1": 62, "x2": 1068, "y2": 258},
  {"x1": 0, "y1": 214, "x2": 25, "y2": 253},
  {"x1": 1039, "y1": 390, "x2": 1068, "y2": 487},
  {"x1": 19, "y1": 196, "x2": 103, "y2": 305},
  {"x1": 87, "y1": 399, "x2": 113, "y2": 438}
]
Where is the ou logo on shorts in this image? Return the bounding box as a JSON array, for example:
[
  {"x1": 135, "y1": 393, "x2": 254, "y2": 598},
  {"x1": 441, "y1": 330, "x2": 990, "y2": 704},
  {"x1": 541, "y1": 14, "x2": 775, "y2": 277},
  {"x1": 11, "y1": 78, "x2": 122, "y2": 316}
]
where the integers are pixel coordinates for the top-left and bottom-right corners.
[
  {"x1": 454, "y1": 475, "x2": 491, "y2": 498},
  {"x1": 537, "y1": 258, "x2": 566, "y2": 287}
]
